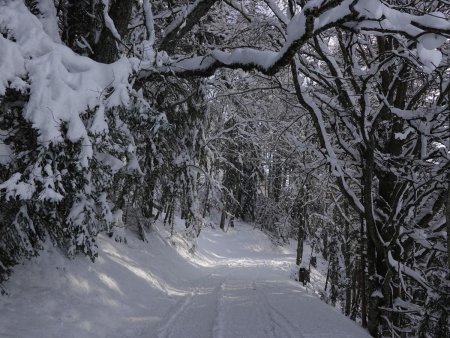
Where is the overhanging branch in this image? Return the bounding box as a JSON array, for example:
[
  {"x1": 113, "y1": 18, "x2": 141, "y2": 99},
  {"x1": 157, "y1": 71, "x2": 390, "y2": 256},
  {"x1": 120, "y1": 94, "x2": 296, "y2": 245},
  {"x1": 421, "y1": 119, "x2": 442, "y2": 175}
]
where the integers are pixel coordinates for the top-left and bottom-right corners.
[
  {"x1": 140, "y1": 3, "x2": 357, "y2": 80},
  {"x1": 139, "y1": 0, "x2": 449, "y2": 81}
]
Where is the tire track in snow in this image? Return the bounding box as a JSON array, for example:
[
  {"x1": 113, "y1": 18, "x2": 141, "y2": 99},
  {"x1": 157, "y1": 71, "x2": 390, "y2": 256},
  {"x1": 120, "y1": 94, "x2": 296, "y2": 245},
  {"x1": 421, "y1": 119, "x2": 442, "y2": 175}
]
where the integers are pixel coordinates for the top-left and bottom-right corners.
[
  {"x1": 255, "y1": 283, "x2": 278, "y2": 338},
  {"x1": 253, "y1": 282, "x2": 304, "y2": 338},
  {"x1": 212, "y1": 277, "x2": 227, "y2": 338},
  {"x1": 157, "y1": 293, "x2": 193, "y2": 338},
  {"x1": 157, "y1": 273, "x2": 224, "y2": 338},
  {"x1": 213, "y1": 278, "x2": 277, "y2": 338},
  {"x1": 252, "y1": 281, "x2": 285, "y2": 338}
]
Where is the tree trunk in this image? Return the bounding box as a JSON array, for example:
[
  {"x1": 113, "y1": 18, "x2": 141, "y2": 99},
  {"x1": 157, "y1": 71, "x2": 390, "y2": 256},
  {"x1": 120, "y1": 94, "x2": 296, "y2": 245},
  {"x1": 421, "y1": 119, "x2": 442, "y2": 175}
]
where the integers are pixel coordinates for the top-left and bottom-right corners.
[
  {"x1": 202, "y1": 182, "x2": 210, "y2": 218},
  {"x1": 344, "y1": 244, "x2": 352, "y2": 316},
  {"x1": 142, "y1": 174, "x2": 155, "y2": 219},
  {"x1": 360, "y1": 217, "x2": 368, "y2": 328},
  {"x1": 363, "y1": 146, "x2": 384, "y2": 337},
  {"x1": 296, "y1": 218, "x2": 304, "y2": 266},
  {"x1": 220, "y1": 208, "x2": 226, "y2": 231},
  {"x1": 93, "y1": 0, "x2": 133, "y2": 63},
  {"x1": 447, "y1": 96, "x2": 450, "y2": 278},
  {"x1": 447, "y1": 171, "x2": 450, "y2": 278}
]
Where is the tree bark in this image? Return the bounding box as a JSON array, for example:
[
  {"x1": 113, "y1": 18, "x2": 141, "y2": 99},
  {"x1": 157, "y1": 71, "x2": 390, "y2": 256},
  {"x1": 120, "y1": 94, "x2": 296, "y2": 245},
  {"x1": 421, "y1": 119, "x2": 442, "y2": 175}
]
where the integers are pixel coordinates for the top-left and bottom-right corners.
[
  {"x1": 447, "y1": 90, "x2": 450, "y2": 278},
  {"x1": 447, "y1": 166, "x2": 450, "y2": 278},
  {"x1": 220, "y1": 208, "x2": 226, "y2": 231},
  {"x1": 93, "y1": 0, "x2": 133, "y2": 63},
  {"x1": 343, "y1": 217, "x2": 352, "y2": 317},
  {"x1": 296, "y1": 217, "x2": 304, "y2": 266},
  {"x1": 360, "y1": 217, "x2": 368, "y2": 328}
]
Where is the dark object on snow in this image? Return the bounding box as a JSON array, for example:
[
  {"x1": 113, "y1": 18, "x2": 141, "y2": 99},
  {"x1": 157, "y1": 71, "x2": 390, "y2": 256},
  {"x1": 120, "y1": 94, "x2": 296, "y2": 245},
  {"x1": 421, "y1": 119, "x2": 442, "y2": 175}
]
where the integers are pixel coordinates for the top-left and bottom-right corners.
[
  {"x1": 310, "y1": 256, "x2": 317, "y2": 268},
  {"x1": 299, "y1": 267, "x2": 310, "y2": 286}
]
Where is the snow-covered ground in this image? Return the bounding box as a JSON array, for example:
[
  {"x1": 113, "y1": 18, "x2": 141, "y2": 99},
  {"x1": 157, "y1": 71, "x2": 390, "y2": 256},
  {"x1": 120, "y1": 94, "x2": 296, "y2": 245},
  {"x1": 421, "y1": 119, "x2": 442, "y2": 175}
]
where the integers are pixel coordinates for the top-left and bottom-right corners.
[{"x1": 0, "y1": 219, "x2": 369, "y2": 338}]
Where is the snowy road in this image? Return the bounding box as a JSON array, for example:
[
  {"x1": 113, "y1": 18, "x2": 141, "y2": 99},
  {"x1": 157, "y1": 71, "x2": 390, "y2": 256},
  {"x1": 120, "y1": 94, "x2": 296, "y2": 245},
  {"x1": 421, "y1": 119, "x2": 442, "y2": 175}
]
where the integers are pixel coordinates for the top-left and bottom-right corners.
[
  {"x1": 154, "y1": 271, "x2": 368, "y2": 338},
  {"x1": 154, "y1": 222, "x2": 369, "y2": 338},
  {"x1": 0, "y1": 221, "x2": 370, "y2": 338}
]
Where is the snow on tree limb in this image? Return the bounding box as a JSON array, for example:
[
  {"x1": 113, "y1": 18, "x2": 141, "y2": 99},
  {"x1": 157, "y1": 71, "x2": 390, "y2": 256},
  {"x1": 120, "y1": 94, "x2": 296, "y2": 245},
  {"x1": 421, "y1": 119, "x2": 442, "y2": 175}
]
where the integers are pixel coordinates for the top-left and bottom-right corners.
[
  {"x1": 139, "y1": 0, "x2": 449, "y2": 79},
  {"x1": 102, "y1": 0, "x2": 122, "y2": 41},
  {"x1": 32, "y1": 0, "x2": 61, "y2": 43},
  {"x1": 141, "y1": 0, "x2": 355, "y2": 78},
  {"x1": 223, "y1": 0, "x2": 252, "y2": 22},
  {"x1": 142, "y1": 0, "x2": 155, "y2": 45},
  {"x1": 0, "y1": 0, "x2": 132, "y2": 156}
]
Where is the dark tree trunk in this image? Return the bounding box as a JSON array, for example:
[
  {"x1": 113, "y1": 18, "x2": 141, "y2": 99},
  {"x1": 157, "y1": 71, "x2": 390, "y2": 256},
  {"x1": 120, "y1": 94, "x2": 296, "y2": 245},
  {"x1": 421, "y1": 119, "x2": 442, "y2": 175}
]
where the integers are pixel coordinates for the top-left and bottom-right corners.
[
  {"x1": 343, "y1": 219, "x2": 352, "y2": 317},
  {"x1": 360, "y1": 217, "x2": 368, "y2": 328},
  {"x1": 363, "y1": 145, "x2": 385, "y2": 337},
  {"x1": 296, "y1": 218, "x2": 304, "y2": 266},
  {"x1": 447, "y1": 92, "x2": 450, "y2": 278},
  {"x1": 220, "y1": 208, "x2": 226, "y2": 231},
  {"x1": 93, "y1": 0, "x2": 133, "y2": 63},
  {"x1": 64, "y1": 0, "x2": 97, "y2": 55},
  {"x1": 142, "y1": 174, "x2": 156, "y2": 219}
]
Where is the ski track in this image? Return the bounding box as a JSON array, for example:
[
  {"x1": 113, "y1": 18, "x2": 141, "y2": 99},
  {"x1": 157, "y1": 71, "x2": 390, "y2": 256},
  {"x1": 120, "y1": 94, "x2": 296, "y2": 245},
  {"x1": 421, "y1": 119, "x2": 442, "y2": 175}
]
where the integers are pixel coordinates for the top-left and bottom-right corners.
[
  {"x1": 253, "y1": 281, "x2": 304, "y2": 338},
  {"x1": 212, "y1": 277, "x2": 227, "y2": 338},
  {"x1": 157, "y1": 294, "x2": 194, "y2": 338},
  {"x1": 217, "y1": 278, "x2": 271, "y2": 338},
  {"x1": 209, "y1": 277, "x2": 304, "y2": 338},
  {"x1": 157, "y1": 273, "x2": 211, "y2": 338},
  {"x1": 157, "y1": 273, "x2": 228, "y2": 338}
]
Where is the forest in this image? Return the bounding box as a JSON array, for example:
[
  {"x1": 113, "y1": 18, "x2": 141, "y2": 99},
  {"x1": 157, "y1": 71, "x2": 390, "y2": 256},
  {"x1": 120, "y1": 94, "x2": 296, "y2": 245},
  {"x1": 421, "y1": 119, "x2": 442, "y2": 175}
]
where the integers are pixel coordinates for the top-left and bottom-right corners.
[{"x1": 0, "y1": 0, "x2": 449, "y2": 337}]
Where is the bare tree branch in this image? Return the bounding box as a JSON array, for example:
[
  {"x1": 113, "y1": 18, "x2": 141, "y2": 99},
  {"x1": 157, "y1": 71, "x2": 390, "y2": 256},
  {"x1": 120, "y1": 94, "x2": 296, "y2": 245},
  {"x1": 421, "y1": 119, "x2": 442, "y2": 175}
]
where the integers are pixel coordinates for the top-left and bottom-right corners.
[{"x1": 158, "y1": 0, "x2": 219, "y2": 52}]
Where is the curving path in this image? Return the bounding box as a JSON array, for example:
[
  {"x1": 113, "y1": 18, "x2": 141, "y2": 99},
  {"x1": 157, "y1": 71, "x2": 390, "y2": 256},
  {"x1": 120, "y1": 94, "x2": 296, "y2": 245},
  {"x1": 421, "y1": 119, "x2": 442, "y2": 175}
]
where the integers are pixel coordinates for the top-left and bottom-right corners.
[{"x1": 152, "y1": 222, "x2": 369, "y2": 338}]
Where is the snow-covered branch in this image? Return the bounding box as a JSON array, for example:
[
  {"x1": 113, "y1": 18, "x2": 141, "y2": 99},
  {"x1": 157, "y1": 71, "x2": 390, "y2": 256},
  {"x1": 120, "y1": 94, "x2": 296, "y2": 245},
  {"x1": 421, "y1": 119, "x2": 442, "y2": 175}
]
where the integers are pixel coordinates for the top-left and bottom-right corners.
[{"x1": 139, "y1": 0, "x2": 449, "y2": 80}]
